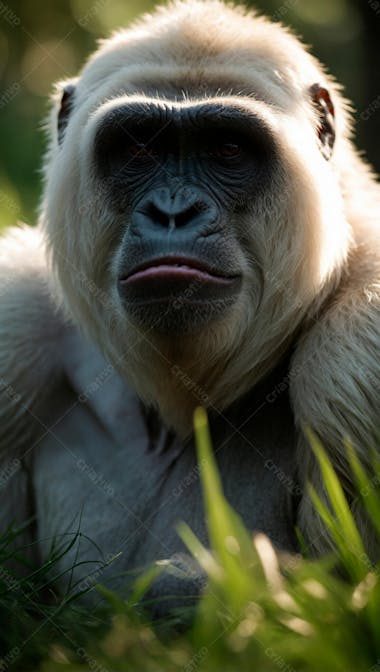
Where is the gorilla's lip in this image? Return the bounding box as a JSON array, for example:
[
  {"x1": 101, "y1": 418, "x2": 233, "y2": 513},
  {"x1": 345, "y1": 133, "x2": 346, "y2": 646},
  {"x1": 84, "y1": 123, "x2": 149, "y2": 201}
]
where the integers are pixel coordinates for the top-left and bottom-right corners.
[
  {"x1": 118, "y1": 256, "x2": 241, "y2": 307},
  {"x1": 120, "y1": 256, "x2": 239, "y2": 285}
]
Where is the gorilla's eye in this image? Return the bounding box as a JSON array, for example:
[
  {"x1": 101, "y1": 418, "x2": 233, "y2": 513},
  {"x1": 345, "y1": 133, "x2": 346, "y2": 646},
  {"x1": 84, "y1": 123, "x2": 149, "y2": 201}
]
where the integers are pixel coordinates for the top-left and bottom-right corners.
[
  {"x1": 207, "y1": 137, "x2": 244, "y2": 162},
  {"x1": 127, "y1": 142, "x2": 158, "y2": 159},
  {"x1": 215, "y1": 142, "x2": 241, "y2": 158}
]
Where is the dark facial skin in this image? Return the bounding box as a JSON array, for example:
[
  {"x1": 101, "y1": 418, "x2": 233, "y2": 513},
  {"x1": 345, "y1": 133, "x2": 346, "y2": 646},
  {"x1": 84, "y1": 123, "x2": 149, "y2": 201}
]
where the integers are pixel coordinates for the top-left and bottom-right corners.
[{"x1": 93, "y1": 101, "x2": 275, "y2": 333}]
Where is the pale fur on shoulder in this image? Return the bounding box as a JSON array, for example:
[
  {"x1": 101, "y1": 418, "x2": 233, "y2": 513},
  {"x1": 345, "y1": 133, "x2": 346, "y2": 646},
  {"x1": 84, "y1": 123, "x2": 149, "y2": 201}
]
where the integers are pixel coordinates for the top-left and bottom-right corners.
[{"x1": 0, "y1": 225, "x2": 64, "y2": 455}]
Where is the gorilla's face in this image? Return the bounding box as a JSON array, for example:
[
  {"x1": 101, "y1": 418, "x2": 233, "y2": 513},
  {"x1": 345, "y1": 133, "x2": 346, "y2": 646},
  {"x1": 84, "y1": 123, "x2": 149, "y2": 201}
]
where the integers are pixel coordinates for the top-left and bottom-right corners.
[
  {"x1": 42, "y1": 12, "x2": 351, "y2": 431},
  {"x1": 92, "y1": 98, "x2": 277, "y2": 335}
]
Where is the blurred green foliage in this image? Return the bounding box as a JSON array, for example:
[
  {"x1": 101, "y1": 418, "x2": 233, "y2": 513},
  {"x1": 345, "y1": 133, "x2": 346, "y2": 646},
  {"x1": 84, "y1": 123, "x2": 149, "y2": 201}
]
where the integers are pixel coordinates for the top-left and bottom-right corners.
[{"x1": 0, "y1": 0, "x2": 379, "y2": 228}]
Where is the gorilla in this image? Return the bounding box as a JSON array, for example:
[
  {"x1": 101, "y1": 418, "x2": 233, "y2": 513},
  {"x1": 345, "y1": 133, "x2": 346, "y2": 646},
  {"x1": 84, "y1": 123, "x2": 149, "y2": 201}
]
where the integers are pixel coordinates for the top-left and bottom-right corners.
[{"x1": 1, "y1": 0, "x2": 380, "y2": 610}]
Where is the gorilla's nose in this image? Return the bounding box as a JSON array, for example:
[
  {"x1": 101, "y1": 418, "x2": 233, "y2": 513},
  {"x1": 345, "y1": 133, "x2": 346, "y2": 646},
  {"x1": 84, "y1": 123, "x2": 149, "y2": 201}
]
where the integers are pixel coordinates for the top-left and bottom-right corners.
[{"x1": 134, "y1": 188, "x2": 213, "y2": 231}]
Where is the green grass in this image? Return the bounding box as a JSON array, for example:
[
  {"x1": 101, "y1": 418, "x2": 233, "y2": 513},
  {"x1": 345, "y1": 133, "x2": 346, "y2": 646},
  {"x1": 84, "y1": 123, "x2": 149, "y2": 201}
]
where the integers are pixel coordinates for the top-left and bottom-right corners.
[{"x1": 2, "y1": 411, "x2": 380, "y2": 671}]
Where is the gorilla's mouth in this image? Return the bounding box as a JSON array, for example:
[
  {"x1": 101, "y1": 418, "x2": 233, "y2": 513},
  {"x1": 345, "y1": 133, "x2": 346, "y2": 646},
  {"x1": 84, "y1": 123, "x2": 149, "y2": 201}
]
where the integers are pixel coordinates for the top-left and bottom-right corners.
[
  {"x1": 117, "y1": 255, "x2": 241, "y2": 332},
  {"x1": 118, "y1": 255, "x2": 241, "y2": 306},
  {"x1": 123, "y1": 255, "x2": 238, "y2": 283}
]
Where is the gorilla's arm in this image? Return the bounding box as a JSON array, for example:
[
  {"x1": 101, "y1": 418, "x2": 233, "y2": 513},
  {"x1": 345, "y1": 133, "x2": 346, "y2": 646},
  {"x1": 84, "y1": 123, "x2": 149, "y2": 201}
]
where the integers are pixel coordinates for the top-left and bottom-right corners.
[
  {"x1": 291, "y1": 243, "x2": 380, "y2": 557},
  {"x1": 0, "y1": 226, "x2": 65, "y2": 536}
]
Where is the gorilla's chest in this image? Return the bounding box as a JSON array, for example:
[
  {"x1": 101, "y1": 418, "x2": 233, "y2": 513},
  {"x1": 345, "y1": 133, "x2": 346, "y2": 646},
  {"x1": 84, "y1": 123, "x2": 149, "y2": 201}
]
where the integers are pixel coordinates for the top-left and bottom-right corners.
[{"x1": 33, "y1": 337, "x2": 298, "y2": 600}]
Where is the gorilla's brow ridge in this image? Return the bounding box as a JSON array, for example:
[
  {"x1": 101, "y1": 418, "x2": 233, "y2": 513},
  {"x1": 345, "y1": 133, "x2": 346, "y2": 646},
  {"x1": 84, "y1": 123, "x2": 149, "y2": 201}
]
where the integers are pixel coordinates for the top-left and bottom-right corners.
[{"x1": 94, "y1": 99, "x2": 276, "y2": 146}]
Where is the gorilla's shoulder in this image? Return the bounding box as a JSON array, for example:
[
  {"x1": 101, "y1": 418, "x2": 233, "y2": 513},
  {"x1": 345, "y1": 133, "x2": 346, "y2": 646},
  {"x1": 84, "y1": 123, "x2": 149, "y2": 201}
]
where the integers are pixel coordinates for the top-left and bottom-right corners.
[
  {"x1": 0, "y1": 225, "x2": 67, "y2": 357},
  {"x1": 0, "y1": 226, "x2": 68, "y2": 446}
]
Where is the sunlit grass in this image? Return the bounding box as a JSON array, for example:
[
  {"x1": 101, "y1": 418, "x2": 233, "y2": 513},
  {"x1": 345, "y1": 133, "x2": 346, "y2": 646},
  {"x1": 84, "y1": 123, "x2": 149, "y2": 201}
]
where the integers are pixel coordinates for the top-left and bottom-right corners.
[{"x1": 2, "y1": 412, "x2": 380, "y2": 671}]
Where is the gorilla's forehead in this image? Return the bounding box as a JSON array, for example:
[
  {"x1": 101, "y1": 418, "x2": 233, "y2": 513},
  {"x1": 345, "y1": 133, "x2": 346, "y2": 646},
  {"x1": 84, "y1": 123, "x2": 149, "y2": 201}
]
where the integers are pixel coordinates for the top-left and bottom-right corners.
[
  {"x1": 125, "y1": 75, "x2": 268, "y2": 103},
  {"x1": 78, "y1": 60, "x2": 295, "y2": 114}
]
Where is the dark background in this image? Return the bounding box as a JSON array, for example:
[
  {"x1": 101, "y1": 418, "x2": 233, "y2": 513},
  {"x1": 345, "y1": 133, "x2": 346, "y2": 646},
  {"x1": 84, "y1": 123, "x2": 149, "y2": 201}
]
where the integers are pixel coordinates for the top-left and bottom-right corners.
[{"x1": 1, "y1": 0, "x2": 380, "y2": 228}]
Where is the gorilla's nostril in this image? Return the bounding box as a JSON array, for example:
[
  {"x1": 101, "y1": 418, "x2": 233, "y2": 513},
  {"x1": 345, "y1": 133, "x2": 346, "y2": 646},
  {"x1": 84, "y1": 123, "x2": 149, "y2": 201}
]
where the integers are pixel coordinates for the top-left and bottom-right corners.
[
  {"x1": 175, "y1": 202, "x2": 207, "y2": 227},
  {"x1": 139, "y1": 195, "x2": 210, "y2": 230},
  {"x1": 145, "y1": 202, "x2": 170, "y2": 227}
]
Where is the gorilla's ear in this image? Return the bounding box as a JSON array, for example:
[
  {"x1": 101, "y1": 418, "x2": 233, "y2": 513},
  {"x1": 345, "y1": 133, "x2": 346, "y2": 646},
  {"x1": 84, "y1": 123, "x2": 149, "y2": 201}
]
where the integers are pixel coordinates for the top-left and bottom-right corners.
[
  {"x1": 57, "y1": 81, "x2": 76, "y2": 145},
  {"x1": 309, "y1": 84, "x2": 335, "y2": 161}
]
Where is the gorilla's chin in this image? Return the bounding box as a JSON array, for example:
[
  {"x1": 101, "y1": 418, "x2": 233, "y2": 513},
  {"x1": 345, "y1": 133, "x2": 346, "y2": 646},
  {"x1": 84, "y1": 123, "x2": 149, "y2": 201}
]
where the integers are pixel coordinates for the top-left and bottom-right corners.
[{"x1": 123, "y1": 294, "x2": 239, "y2": 335}]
